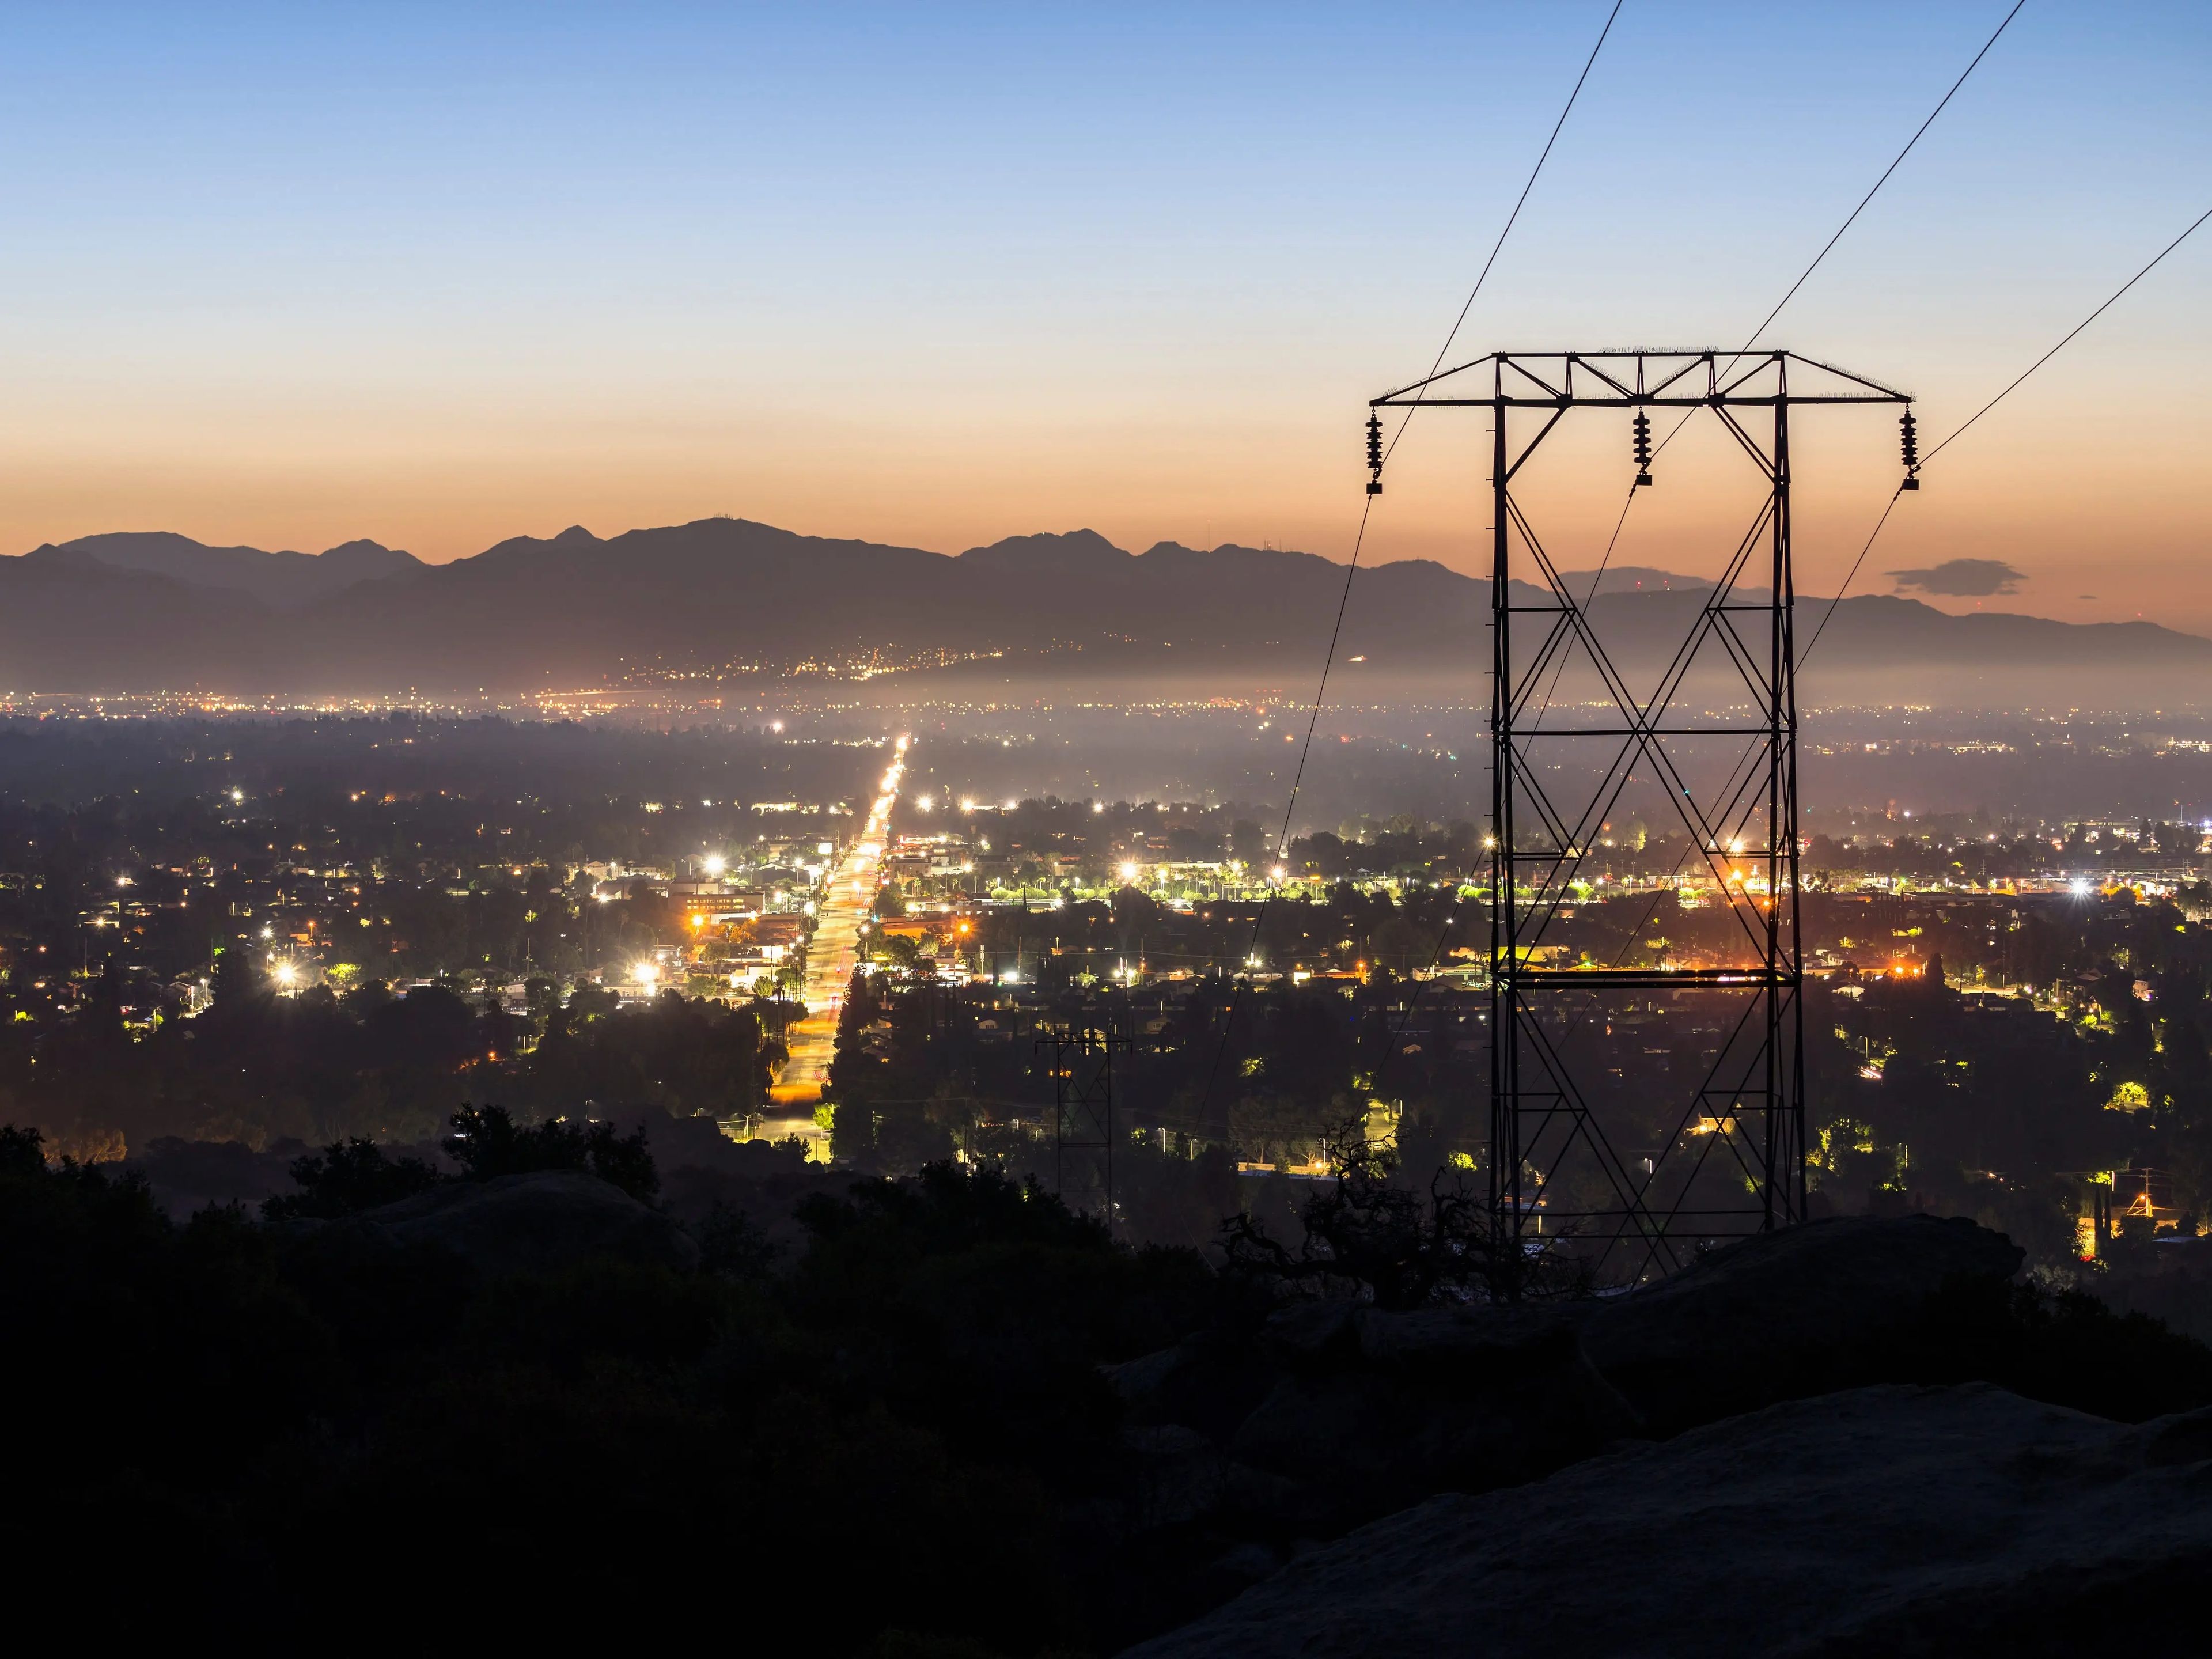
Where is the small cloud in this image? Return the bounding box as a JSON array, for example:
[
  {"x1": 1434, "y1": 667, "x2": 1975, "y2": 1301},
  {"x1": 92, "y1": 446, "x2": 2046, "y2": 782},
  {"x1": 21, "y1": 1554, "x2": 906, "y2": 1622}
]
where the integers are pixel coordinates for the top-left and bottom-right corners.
[
  {"x1": 2078, "y1": 594, "x2": 2097, "y2": 600},
  {"x1": 1886, "y1": 558, "x2": 2024, "y2": 597}
]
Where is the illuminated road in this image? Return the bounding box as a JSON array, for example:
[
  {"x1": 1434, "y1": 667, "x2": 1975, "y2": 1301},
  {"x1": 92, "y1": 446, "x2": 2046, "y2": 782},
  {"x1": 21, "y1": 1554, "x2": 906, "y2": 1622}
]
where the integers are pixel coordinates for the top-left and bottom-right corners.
[{"x1": 759, "y1": 735, "x2": 907, "y2": 1156}]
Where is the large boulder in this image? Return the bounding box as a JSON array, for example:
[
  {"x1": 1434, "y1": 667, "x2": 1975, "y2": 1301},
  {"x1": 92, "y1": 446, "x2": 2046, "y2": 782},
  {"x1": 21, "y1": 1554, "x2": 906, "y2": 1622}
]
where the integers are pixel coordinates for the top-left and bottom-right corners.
[
  {"x1": 348, "y1": 1171, "x2": 699, "y2": 1278},
  {"x1": 1110, "y1": 1298, "x2": 1640, "y2": 1539},
  {"x1": 1224, "y1": 1302, "x2": 1639, "y2": 1532},
  {"x1": 1100, "y1": 1213, "x2": 2037, "y2": 1603},
  {"x1": 1124, "y1": 1384, "x2": 2212, "y2": 1658},
  {"x1": 1579, "y1": 1213, "x2": 2025, "y2": 1431}
]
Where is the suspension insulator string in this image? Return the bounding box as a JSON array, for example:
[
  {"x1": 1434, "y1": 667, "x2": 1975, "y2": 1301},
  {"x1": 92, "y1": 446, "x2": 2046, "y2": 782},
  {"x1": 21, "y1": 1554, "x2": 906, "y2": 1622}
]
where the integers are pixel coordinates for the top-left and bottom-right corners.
[
  {"x1": 1365, "y1": 412, "x2": 1385, "y2": 495},
  {"x1": 1631, "y1": 409, "x2": 1653, "y2": 487},
  {"x1": 1899, "y1": 407, "x2": 1920, "y2": 490}
]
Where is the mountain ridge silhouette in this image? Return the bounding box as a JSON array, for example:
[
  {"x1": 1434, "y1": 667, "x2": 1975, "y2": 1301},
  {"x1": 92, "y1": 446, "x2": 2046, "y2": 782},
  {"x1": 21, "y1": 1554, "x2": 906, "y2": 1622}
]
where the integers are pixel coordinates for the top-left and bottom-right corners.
[{"x1": 0, "y1": 517, "x2": 2200, "y2": 698}]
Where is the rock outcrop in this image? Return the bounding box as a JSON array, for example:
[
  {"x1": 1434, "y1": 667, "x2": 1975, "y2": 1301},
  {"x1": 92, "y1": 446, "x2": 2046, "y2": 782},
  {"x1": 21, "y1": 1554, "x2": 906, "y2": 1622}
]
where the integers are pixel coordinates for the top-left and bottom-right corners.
[
  {"x1": 1123, "y1": 1384, "x2": 2212, "y2": 1657},
  {"x1": 1108, "y1": 1215, "x2": 2024, "y2": 1546},
  {"x1": 338, "y1": 1171, "x2": 699, "y2": 1278},
  {"x1": 1579, "y1": 1212, "x2": 2026, "y2": 1431}
]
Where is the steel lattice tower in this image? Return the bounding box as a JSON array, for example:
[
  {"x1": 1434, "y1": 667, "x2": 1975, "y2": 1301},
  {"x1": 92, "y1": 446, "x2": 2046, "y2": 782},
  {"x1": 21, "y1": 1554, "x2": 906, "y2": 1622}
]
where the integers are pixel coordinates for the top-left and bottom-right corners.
[
  {"x1": 1037, "y1": 1024, "x2": 1128, "y2": 1224},
  {"x1": 1371, "y1": 350, "x2": 1912, "y2": 1282}
]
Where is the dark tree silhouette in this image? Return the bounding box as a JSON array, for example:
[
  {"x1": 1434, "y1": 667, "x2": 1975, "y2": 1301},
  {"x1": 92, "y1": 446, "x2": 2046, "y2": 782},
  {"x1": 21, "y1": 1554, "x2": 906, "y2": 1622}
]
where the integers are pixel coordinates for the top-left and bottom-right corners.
[
  {"x1": 1221, "y1": 1119, "x2": 1581, "y2": 1306},
  {"x1": 263, "y1": 1137, "x2": 440, "y2": 1219},
  {"x1": 443, "y1": 1104, "x2": 659, "y2": 1201}
]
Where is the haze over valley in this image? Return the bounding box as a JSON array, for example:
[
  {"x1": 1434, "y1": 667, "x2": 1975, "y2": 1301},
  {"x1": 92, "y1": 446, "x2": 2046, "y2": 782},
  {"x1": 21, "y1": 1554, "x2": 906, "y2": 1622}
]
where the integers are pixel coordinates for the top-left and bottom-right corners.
[{"x1": 13, "y1": 517, "x2": 2209, "y2": 711}]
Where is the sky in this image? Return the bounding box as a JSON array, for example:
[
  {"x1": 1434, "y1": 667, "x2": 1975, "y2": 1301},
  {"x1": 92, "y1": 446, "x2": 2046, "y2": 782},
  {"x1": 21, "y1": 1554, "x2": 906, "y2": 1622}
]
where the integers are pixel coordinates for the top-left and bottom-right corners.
[{"x1": 0, "y1": 2, "x2": 2205, "y2": 627}]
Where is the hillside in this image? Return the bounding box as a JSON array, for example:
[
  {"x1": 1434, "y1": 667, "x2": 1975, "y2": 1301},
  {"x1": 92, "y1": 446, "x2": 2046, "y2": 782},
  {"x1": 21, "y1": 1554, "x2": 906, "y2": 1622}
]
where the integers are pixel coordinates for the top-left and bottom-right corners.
[
  {"x1": 24, "y1": 531, "x2": 422, "y2": 611},
  {"x1": 0, "y1": 517, "x2": 2203, "y2": 700}
]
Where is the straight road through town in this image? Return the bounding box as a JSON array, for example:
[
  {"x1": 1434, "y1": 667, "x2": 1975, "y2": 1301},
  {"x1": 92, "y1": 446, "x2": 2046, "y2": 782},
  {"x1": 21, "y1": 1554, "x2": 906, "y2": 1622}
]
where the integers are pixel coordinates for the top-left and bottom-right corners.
[{"x1": 757, "y1": 734, "x2": 907, "y2": 1156}]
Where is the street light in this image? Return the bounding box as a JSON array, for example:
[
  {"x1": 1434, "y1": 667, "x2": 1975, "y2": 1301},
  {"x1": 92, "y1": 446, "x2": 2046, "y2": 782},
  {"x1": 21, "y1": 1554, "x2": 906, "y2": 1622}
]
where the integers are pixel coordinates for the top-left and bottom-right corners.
[{"x1": 703, "y1": 854, "x2": 725, "y2": 877}]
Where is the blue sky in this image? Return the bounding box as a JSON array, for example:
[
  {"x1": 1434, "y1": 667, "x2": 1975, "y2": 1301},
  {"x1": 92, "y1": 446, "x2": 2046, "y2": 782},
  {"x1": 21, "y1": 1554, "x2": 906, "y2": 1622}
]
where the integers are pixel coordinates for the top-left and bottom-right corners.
[{"x1": 0, "y1": 3, "x2": 2203, "y2": 624}]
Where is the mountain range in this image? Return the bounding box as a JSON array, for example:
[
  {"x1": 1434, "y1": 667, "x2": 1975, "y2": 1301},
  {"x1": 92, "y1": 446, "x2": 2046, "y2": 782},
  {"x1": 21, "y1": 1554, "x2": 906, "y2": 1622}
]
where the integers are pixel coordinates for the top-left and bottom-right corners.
[
  {"x1": 24, "y1": 531, "x2": 422, "y2": 611},
  {"x1": 0, "y1": 518, "x2": 2203, "y2": 702}
]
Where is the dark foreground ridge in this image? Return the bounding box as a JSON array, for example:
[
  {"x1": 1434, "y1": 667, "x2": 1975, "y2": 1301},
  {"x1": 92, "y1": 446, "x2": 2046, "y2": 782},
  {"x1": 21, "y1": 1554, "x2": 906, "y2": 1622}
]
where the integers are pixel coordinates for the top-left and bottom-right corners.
[
  {"x1": 1127, "y1": 1384, "x2": 2212, "y2": 1659},
  {"x1": 9, "y1": 1119, "x2": 2211, "y2": 1654},
  {"x1": 1100, "y1": 1212, "x2": 2212, "y2": 1627}
]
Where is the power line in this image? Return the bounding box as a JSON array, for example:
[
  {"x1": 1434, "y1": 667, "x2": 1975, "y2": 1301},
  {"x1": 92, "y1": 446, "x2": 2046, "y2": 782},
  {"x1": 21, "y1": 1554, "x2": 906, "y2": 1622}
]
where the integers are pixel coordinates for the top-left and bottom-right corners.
[
  {"x1": 1387, "y1": 0, "x2": 1623, "y2": 463},
  {"x1": 1189, "y1": 3, "x2": 1624, "y2": 1131},
  {"x1": 1440, "y1": 188, "x2": 2207, "y2": 1178},
  {"x1": 1387, "y1": 3, "x2": 2032, "y2": 1108},
  {"x1": 1730, "y1": 0, "x2": 2028, "y2": 366},
  {"x1": 1643, "y1": 0, "x2": 2029, "y2": 481},
  {"x1": 1524, "y1": 2, "x2": 2027, "y2": 738},
  {"x1": 1919, "y1": 204, "x2": 2212, "y2": 469},
  {"x1": 1448, "y1": 194, "x2": 2210, "y2": 1158},
  {"x1": 1798, "y1": 487, "x2": 1907, "y2": 665},
  {"x1": 1458, "y1": 5, "x2": 2033, "y2": 1101},
  {"x1": 1804, "y1": 201, "x2": 2211, "y2": 664}
]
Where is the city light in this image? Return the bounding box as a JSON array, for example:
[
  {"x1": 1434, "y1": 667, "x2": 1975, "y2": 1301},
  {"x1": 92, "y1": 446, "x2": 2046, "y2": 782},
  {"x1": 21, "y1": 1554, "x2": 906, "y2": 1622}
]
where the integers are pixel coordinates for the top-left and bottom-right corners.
[
  {"x1": 703, "y1": 854, "x2": 725, "y2": 876},
  {"x1": 2070, "y1": 878, "x2": 2092, "y2": 896},
  {"x1": 632, "y1": 961, "x2": 659, "y2": 987},
  {"x1": 272, "y1": 961, "x2": 298, "y2": 988},
  {"x1": 1118, "y1": 861, "x2": 1139, "y2": 883},
  {"x1": 1270, "y1": 865, "x2": 1287, "y2": 882},
  {"x1": 916, "y1": 795, "x2": 934, "y2": 811},
  {"x1": 958, "y1": 797, "x2": 976, "y2": 812}
]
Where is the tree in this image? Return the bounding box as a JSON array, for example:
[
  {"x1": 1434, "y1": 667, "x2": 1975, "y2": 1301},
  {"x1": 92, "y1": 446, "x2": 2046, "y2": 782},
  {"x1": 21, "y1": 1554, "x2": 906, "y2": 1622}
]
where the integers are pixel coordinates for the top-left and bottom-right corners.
[
  {"x1": 443, "y1": 1104, "x2": 659, "y2": 1201},
  {"x1": 210, "y1": 942, "x2": 260, "y2": 1007},
  {"x1": 264, "y1": 1137, "x2": 441, "y2": 1220},
  {"x1": 1221, "y1": 1118, "x2": 1580, "y2": 1306}
]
